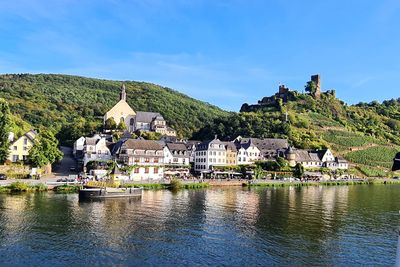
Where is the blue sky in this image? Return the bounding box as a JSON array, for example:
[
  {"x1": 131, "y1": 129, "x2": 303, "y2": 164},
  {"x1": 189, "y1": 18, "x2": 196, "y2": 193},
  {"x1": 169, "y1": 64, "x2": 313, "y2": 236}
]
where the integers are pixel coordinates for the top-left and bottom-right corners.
[{"x1": 1, "y1": 0, "x2": 399, "y2": 111}]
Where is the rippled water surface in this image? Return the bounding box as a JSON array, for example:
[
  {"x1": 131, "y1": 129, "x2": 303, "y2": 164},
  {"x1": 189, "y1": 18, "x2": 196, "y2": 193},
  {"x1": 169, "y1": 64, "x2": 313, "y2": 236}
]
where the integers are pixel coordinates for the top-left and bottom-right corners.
[{"x1": 0, "y1": 185, "x2": 399, "y2": 266}]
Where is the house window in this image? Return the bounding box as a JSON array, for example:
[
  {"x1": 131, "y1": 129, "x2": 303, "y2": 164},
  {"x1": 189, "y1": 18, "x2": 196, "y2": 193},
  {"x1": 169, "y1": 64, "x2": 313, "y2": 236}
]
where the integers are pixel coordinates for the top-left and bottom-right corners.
[
  {"x1": 145, "y1": 168, "x2": 149, "y2": 174},
  {"x1": 12, "y1": 155, "x2": 18, "y2": 162},
  {"x1": 13, "y1": 146, "x2": 17, "y2": 150},
  {"x1": 130, "y1": 118, "x2": 135, "y2": 125},
  {"x1": 134, "y1": 168, "x2": 139, "y2": 173},
  {"x1": 23, "y1": 146, "x2": 27, "y2": 151},
  {"x1": 23, "y1": 138, "x2": 28, "y2": 145},
  {"x1": 154, "y1": 168, "x2": 158, "y2": 174}
]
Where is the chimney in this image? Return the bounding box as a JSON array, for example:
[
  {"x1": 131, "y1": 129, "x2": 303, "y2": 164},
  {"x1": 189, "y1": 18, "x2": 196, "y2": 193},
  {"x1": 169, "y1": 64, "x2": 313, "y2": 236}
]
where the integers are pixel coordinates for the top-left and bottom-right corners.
[{"x1": 8, "y1": 132, "x2": 14, "y2": 142}]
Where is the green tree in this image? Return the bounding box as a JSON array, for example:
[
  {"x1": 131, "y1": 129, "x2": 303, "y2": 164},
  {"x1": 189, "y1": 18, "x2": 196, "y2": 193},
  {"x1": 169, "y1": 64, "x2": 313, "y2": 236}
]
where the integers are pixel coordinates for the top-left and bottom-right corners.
[
  {"x1": 0, "y1": 98, "x2": 11, "y2": 163},
  {"x1": 293, "y1": 163, "x2": 304, "y2": 178},
  {"x1": 104, "y1": 118, "x2": 117, "y2": 131},
  {"x1": 305, "y1": 81, "x2": 317, "y2": 96},
  {"x1": 28, "y1": 129, "x2": 63, "y2": 167},
  {"x1": 117, "y1": 121, "x2": 127, "y2": 131},
  {"x1": 253, "y1": 165, "x2": 264, "y2": 180},
  {"x1": 276, "y1": 157, "x2": 288, "y2": 170}
]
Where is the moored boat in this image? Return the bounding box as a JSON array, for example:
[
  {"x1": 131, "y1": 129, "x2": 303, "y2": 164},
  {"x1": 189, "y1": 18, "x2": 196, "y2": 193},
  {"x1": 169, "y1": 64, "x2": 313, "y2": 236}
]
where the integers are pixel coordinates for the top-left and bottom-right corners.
[
  {"x1": 79, "y1": 187, "x2": 142, "y2": 200},
  {"x1": 393, "y1": 152, "x2": 400, "y2": 171}
]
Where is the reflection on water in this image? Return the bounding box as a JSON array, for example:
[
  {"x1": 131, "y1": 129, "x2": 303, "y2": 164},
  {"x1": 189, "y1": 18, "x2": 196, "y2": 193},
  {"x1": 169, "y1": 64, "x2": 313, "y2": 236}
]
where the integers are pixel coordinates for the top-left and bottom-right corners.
[{"x1": 0, "y1": 185, "x2": 399, "y2": 266}]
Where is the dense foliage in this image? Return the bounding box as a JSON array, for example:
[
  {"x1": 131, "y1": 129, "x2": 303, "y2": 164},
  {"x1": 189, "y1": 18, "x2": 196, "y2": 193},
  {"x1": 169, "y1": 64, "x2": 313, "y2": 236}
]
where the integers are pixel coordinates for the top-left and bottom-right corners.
[
  {"x1": 0, "y1": 74, "x2": 228, "y2": 144},
  {"x1": 28, "y1": 129, "x2": 63, "y2": 167},
  {"x1": 192, "y1": 111, "x2": 290, "y2": 141},
  {"x1": 0, "y1": 98, "x2": 11, "y2": 163}
]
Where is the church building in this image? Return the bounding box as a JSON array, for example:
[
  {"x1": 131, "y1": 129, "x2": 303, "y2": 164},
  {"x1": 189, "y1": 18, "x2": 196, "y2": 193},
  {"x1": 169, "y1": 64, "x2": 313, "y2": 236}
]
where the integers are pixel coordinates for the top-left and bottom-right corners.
[{"x1": 104, "y1": 84, "x2": 176, "y2": 136}]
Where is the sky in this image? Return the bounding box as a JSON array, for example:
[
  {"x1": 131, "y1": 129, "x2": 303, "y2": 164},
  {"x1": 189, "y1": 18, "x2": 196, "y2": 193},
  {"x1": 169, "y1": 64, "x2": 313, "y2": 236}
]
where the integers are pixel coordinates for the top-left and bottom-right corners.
[{"x1": 0, "y1": 0, "x2": 400, "y2": 111}]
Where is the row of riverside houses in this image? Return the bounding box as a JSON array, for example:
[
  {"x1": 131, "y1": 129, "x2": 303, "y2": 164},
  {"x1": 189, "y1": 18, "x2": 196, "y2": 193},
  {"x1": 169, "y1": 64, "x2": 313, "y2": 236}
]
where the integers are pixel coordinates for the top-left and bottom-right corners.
[
  {"x1": 73, "y1": 133, "x2": 348, "y2": 180},
  {"x1": 193, "y1": 135, "x2": 291, "y2": 172},
  {"x1": 193, "y1": 136, "x2": 348, "y2": 174}
]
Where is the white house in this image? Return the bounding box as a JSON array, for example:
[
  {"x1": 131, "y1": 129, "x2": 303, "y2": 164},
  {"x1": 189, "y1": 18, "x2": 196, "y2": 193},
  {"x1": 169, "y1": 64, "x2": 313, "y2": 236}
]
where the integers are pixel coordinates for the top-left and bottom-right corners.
[
  {"x1": 236, "y1": 139, "x2": 261, "y2": 165},
  {"x1": 194, "y1": 136, "x2": 227, "y2": 172},
  {"x1": 73, "y1": 136, "x2": 85, "y2": 158},
  {"x1": 163, "y1": 143, "x2": 189, "y2": 166},
  {"x1": 286, "y1": 148, "x2": 349, "y2": 170},
  {"x1": 113, "y1": 139, "x2": 164, "y2": 181},
  {"x1": 83, "y1": 137, "x2": 112, "y2": 166}
]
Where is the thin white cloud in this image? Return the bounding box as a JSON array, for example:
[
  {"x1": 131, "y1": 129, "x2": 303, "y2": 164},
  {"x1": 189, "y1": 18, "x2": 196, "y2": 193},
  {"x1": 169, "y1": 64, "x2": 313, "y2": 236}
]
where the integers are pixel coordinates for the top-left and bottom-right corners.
[{"x1": 351, "y1": 76, "x2": 376, "y2": 88}]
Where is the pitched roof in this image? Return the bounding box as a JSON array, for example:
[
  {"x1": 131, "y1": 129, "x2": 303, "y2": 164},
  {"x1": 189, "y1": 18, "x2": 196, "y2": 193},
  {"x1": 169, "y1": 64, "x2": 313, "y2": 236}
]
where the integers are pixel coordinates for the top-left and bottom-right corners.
[
  {"x1": 309, "y1": 152, "x2": 321, "y2": 161},
  {"x1": 25, "y1": 130, "x2": 37, "y2": 142},
  {"x1": 135, "y1": 111, "x2": 164, "y2": 123},
  {"x1": 239, "y1": 138, "x2": 289, "y2": 151},
  {"x1": 123, "y1": 139, "x2": 163, "y2": 151},
  {"x1": 10, "y1": 130, "x2": 37, "y2": 145},
  {"x1": 85, "y1": 137, "x2": 99, "y2": 146},
  {"x1": 166, "y1": 143, "x2": 188, "y2": 152},
  {"x1": 196, "y1": 138, "x2": 225, "y2": 151},
  {"x1": 222, "y1": 141, "x2": 237, "y2": 152}
]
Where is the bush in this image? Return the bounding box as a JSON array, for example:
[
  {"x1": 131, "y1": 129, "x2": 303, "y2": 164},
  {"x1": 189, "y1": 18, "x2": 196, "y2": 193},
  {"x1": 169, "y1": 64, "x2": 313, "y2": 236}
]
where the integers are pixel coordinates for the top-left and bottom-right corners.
[
  {"x1": 9, "y1": 181, "x2": 29, "y2": 192},
  {"x1": 34, "y1": 183, "x2": 48, "y2": 191},
  {"x1": 169, "y1": 179, "x2": 183, "y2": 190},
  {"x1": 122, "y1": 183, "x2": 166, "y2": 190},
  {"x1": 55, "y1": 184, "x2": 81, "y2": 193}
]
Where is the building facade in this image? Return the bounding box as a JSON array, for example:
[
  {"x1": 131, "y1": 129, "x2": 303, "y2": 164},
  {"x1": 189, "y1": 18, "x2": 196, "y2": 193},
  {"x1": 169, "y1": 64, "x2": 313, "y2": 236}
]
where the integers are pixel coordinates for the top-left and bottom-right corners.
[
  {"x1": 194, "y1": 137, "x2": 227, "y2": 172},
  {"x1": 114, "y1": 139, "x2": 164, "y2": 180},
  {"x1": 8, "y1": 130, "x2": 36, "y2": 162},
  {"x1": 104, "y1": 84, "x2": 176, "y2": 136}
]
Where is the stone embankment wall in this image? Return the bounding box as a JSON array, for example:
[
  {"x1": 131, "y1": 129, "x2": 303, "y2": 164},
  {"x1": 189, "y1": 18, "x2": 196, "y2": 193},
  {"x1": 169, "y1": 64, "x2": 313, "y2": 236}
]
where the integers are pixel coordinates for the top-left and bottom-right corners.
[{"x1": 0, "y1": 164, "x2": 31, "y2": 178}]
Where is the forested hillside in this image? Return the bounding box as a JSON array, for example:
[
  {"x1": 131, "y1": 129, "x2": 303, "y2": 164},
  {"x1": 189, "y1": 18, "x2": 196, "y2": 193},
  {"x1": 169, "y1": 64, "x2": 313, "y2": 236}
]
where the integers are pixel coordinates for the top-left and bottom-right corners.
[{"x1": 0, "y1": 74, "x2": 229, "y2": 143}]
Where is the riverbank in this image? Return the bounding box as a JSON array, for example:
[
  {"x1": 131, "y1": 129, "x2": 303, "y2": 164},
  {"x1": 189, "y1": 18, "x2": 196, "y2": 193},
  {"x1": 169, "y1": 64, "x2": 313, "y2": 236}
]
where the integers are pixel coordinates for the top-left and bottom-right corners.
[
  {"x1": 0, "y1": 178, "x2": 399, "y2": 194},
  {"x1": 243, "y1": 178, "x2": 400, "y2": 187}
]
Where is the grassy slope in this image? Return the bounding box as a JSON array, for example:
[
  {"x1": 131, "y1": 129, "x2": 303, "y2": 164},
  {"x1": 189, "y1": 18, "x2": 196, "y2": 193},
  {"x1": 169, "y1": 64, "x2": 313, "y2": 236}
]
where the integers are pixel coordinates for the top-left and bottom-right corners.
[{"x1": 0, "y1": 74, "x2": 229, "y2": 138}]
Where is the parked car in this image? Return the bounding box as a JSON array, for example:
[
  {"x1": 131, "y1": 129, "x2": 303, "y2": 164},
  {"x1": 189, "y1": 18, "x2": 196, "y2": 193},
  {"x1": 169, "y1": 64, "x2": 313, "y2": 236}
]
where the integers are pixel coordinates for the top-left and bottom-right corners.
[{"x1": 0, "y1": 174, "x2": 7, "y2": 180}]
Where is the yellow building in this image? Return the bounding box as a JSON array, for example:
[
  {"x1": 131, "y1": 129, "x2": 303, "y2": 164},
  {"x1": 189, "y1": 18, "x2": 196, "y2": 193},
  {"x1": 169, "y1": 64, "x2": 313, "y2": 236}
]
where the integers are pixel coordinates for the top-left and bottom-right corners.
[
  {"x1": 104, "y1": 84, "x2": 176, "y2": 137},
  {"x1": 8, "y1": 130, "x2": 37, "y2": 162},
  {"x1": 223, "y1": 142, "x2": 238, "y2": 165},
  {"x1": 104, "y1": 84, "x2": 136, "y2": 131}
]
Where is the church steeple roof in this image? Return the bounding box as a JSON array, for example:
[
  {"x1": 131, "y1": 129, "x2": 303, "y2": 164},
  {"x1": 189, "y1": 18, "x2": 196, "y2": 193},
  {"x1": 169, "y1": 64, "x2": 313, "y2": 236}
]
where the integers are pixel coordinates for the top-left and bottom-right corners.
[{"x1": 120, "y1": 84, "x2": 126, "y2": 101}]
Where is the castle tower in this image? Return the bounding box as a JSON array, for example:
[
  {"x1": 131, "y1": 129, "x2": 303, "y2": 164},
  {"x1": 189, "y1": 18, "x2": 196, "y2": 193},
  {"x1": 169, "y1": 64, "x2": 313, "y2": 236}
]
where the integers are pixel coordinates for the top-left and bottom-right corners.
[
  {"x1": 311, "y1": 74, "x2": 321, "y2": 100},
  {"x1": 120, "y1": 84, "x2": 127, "y2": 101},
  {"x1": 286, "y1": 146, "x2": 296, "y2": 167}
]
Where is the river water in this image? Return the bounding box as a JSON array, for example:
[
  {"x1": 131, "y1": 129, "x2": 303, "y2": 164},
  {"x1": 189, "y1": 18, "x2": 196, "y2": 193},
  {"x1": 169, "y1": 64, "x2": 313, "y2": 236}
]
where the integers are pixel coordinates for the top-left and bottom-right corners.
[{"x1": 0, "y1": 185, "x2": 399, "y2": 266}]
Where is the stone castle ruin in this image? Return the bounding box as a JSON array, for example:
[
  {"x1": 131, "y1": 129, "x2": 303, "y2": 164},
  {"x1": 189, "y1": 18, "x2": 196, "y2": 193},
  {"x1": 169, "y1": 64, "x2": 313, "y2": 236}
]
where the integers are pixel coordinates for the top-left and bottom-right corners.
[{"x1": 240, "y1": 74, "x2": 336, "y2": 112}]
